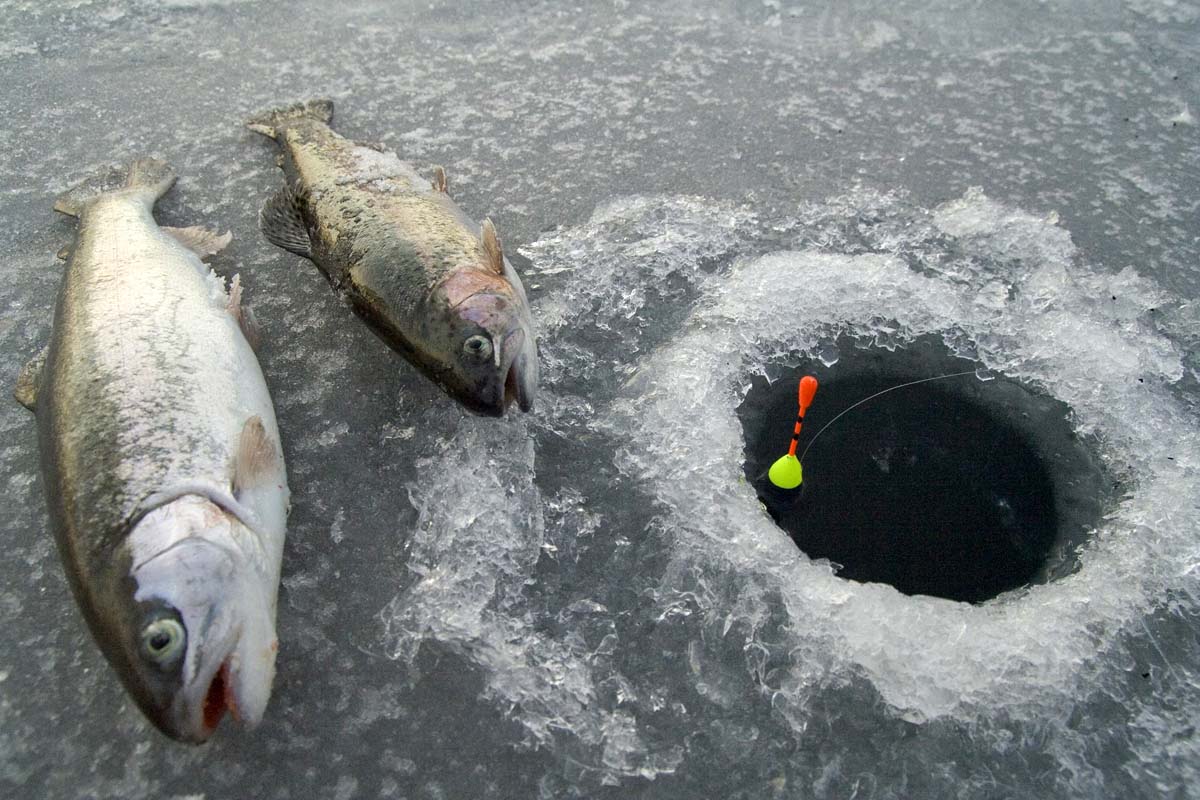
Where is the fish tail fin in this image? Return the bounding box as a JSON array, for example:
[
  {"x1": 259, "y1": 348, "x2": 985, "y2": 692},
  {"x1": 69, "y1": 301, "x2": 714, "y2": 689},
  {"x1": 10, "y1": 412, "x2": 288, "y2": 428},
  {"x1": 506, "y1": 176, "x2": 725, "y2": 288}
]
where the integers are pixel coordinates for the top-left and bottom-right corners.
[
  {"x1": 53, "y1": 158, "x2": 177, "y2": 217},
  {"x1": 245, "y1": 98, "x2": 334, "y2": 141}
]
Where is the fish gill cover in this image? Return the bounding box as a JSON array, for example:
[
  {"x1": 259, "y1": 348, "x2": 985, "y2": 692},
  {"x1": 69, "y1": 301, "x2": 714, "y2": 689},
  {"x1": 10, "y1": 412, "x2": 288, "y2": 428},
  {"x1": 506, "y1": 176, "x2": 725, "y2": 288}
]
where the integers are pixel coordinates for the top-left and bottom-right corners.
[{"x1": 372, "y1": 187, "x2": 1199, "y2": 795}]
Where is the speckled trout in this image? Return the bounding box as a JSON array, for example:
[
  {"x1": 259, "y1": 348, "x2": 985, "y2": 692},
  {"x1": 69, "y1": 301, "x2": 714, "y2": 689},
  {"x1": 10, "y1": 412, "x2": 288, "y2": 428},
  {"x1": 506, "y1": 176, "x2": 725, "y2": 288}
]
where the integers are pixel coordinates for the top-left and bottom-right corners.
[
  {"x1": 14, "y1": 159, "x2": 290, "y2": 743},
  {"x1": 246, "y1": 99, "x2": 537, "y2": 416}
]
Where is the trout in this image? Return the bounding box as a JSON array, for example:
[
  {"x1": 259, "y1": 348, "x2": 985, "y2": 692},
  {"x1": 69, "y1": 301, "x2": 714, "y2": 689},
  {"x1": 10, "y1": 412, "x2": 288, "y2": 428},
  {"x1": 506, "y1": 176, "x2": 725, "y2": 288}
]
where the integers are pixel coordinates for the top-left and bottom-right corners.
[
  {"x1": 15, "y1": 159, "x2": 290, "y2": 743},
  {"x1": 246, "y1": 99, "x2": 537, "y2": 416}
]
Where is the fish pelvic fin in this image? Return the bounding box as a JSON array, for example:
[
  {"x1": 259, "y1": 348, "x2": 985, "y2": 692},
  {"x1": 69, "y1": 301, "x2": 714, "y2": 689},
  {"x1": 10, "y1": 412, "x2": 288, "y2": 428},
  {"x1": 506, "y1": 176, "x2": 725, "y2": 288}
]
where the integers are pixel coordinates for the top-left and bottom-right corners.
[
  {"x1": 53, "y1": 158, "x2": 176, "y2": 217},
  {"x1": 432, "y1": 165, "x2": 449, "y2": 194},
  {"x1": 245, "y1": 98, "x2": 334, "y2": 141},
  {"x1": 233, "y1": 416, "x2": 280, "y2": 497},
  {"x1": 14, "y1": 344, "x2": 47, "y2": 412},
  {"x1": 259, "y1": 183, "x2": 313, "y2": 260},
  {"x1": 163, "y1": 226, "x2": 233, "y2": 260}
]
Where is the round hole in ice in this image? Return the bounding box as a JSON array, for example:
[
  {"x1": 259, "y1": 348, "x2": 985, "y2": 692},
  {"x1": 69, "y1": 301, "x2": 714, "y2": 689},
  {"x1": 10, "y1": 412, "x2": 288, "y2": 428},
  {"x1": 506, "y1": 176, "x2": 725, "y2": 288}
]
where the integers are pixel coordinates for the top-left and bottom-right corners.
[{"x1": 739, "y1": 336, "x2": 1109, "y2": 603}]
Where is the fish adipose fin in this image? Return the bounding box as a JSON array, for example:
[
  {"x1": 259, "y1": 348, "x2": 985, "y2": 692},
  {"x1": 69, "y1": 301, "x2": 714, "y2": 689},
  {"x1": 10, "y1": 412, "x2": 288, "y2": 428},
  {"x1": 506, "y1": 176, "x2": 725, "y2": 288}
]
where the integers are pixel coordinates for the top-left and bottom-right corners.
[
  {"x1": 233, "y1": 415, "x2": 279, "y2": 496},
  {"x1": 53, "y1": 158, "x2": 176, "y2": 217},
  {"x1": 245, "y1": 98, "x2": 334, "y2": 141},
  {"x1": 14, "y1": 345, "x2": 48, "y2": 411},
  {"x1": 163, "y1": 226, "x2": 232, "y2": 260},
  {"x1": 259, "y1": 183, "x2": 313, "y2": 259},
  {"x1": 481, "y1": 218, "x2": 504, "y2": 275},
  {"x1": 432, "y1": 165, "x2": 448, "y2": 194}
]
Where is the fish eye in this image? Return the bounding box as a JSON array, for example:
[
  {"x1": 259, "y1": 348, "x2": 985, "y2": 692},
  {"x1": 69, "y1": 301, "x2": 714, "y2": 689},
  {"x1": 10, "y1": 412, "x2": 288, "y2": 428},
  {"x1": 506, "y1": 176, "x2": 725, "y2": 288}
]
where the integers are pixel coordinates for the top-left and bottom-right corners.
[
  {"x1": 463, "y1": 335, "x2": 493, "y2": 360},
  {"x1": 141, "y1": 618, "x2": 186, "y2": 665}
]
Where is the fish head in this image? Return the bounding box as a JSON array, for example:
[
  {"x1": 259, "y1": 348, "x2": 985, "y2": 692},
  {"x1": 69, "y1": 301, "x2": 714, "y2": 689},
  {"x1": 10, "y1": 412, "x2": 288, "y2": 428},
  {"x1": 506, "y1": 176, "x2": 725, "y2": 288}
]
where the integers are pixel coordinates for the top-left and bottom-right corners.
[
  {"x1": 108, "y1": 496, "x2": 277, "y2": 744},
  {"x1": 432, "y1": 280, "x2": 538, "y2": 416}
]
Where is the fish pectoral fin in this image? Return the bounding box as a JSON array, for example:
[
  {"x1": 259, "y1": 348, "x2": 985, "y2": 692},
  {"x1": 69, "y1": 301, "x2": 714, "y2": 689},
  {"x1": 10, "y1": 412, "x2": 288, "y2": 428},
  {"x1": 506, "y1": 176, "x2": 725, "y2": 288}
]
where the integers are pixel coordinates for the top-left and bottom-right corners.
[
  {"x1": 226, "y1": 274, "x2": 262, "y2": 349},
  {"x1": 233, "y1": 416, "x2": 279, "y2": 496},
  {"x1": 14, "y1": 345, "x2": 47, "y2": 411},
  {"x1": 163, "y1": 226, "x2": 233, "y2": 260},
  {"x1": 481, "y1": 218, "x2": 504, "y2": 275},
  {"x1": 260, "y1": 183, "x2": 313, "y2": 260},
  {"x1": 431, "y1": 165, "x2": 448, "y2": 194},
  {"x1": 56, "y1": 244, "x2": 71, "y2": 261}
]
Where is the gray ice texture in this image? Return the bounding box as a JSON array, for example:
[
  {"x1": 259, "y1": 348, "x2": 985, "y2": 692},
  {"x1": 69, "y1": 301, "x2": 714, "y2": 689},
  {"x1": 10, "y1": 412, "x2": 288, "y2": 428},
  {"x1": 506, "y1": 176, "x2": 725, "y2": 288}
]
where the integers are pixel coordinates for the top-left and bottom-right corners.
[{"x1": 1, "y1": 1, "x2": 1199, "y2": 798}]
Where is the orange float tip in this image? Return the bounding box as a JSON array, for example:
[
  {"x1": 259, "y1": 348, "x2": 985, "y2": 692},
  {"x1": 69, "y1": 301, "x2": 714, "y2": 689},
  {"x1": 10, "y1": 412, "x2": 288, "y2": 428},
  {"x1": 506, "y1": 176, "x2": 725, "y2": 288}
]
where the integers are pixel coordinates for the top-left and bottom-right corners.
[{"x1": 798, "y1": 376, "x2": 819, "y2": 415}]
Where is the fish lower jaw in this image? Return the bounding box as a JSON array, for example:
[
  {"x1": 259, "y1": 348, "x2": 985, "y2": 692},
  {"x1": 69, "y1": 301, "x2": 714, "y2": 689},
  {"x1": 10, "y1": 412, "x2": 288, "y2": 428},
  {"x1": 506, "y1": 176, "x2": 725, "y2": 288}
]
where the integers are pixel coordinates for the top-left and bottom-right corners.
[
  {"x1": 504, "y1": 358, "x2": 533, "y2": 413},
  {"x1": 504, "y1": 364, "x2": 520, "y2": 410},
  {"x1": 202, "y1": 661, "x2": 238, "y2": 734},
  {"x1": 197, "y1": 636, "x2": 278, "y2": 739}
]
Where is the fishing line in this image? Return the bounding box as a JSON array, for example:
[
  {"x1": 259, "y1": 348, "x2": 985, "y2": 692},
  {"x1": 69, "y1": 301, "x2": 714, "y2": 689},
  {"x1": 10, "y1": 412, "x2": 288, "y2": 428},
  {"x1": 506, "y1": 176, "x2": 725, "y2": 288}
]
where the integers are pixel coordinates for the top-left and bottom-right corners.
[{"x1": 798, "y1": 369, "x2": 978, "y2": 465}]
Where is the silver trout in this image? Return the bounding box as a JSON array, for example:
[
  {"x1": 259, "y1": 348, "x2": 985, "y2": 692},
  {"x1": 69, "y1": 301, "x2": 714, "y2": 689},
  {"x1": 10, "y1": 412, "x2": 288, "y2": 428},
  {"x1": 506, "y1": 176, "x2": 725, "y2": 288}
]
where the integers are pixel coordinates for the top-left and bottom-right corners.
[
  {"x1": 246, "y1": 99, "x2": 537, "y2": 416},
  {"x1": 14, "y1": 159, "x2": 290, "y2": 743}
]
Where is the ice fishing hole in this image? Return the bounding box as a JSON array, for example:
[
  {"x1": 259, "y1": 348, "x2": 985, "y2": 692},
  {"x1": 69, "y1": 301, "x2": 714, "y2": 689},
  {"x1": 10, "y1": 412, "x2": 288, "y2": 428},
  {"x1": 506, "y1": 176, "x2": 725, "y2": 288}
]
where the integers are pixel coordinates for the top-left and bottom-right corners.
[{"x1": 739, "y1": 336, "x2": 1108, "y2": 603}]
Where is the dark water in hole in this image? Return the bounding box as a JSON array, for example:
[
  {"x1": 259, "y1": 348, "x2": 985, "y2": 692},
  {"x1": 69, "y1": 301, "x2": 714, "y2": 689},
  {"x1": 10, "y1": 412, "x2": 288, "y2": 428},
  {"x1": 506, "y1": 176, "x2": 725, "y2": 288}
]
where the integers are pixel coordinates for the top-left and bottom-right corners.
[{"x1": 739, "y1": 338, "x2": 1108, "y2": 603}]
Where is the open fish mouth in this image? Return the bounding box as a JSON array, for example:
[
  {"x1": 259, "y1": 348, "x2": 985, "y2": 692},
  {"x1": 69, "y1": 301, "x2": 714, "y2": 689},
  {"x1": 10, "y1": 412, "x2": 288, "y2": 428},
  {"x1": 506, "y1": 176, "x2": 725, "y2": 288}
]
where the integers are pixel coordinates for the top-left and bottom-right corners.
[
  {"x1": 502, "y1": 330, "x2": 532, "y2": 413},
  {"x1": 201, "y1": 660, "x2": 240, "y2": 735},
  {"x1": 504, "y1": 359, "x2": 529, "y2": 412}
]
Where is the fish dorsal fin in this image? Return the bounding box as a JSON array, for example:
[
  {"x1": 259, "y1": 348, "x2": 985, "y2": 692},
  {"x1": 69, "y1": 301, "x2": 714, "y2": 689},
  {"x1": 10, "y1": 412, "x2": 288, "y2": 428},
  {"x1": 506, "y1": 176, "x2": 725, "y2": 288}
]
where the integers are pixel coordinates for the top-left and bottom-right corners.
[
  {"x1": 259, "y1": 183, "x2": 312, "y2": 259},
  {"x1": 481, "y1": 218, "x2": 504, "y2": 275},
  {"x1": 14, "y1": 345, "x2": 48, "y2": 411},
  {"x1": 431, "y1": 165, "x2": 448, "y2": 194},
  {"x1": 163, "y1": 226, "x2": 232, "y2": 260},
  {"x1": 233, "y1": 416, "x2": 278, "y2": 496},
  {"x1": 226, "y1": 274, "x2": 261, "y2": 349}
]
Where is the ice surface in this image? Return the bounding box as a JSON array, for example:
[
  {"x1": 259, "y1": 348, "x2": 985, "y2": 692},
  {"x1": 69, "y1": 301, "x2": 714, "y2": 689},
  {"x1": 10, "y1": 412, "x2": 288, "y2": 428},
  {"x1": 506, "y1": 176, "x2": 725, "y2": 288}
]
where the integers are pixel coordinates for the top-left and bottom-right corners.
[{"x1": 2, "y1": 1, "x2": 1199, "y2": 798}]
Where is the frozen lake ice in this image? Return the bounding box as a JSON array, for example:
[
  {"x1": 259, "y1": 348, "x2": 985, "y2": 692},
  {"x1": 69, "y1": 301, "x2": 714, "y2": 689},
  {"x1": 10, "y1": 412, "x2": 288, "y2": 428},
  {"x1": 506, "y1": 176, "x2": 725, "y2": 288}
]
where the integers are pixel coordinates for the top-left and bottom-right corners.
[{"x1": 1, "y1": 1, "x2": 1198, "y2": 798}]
